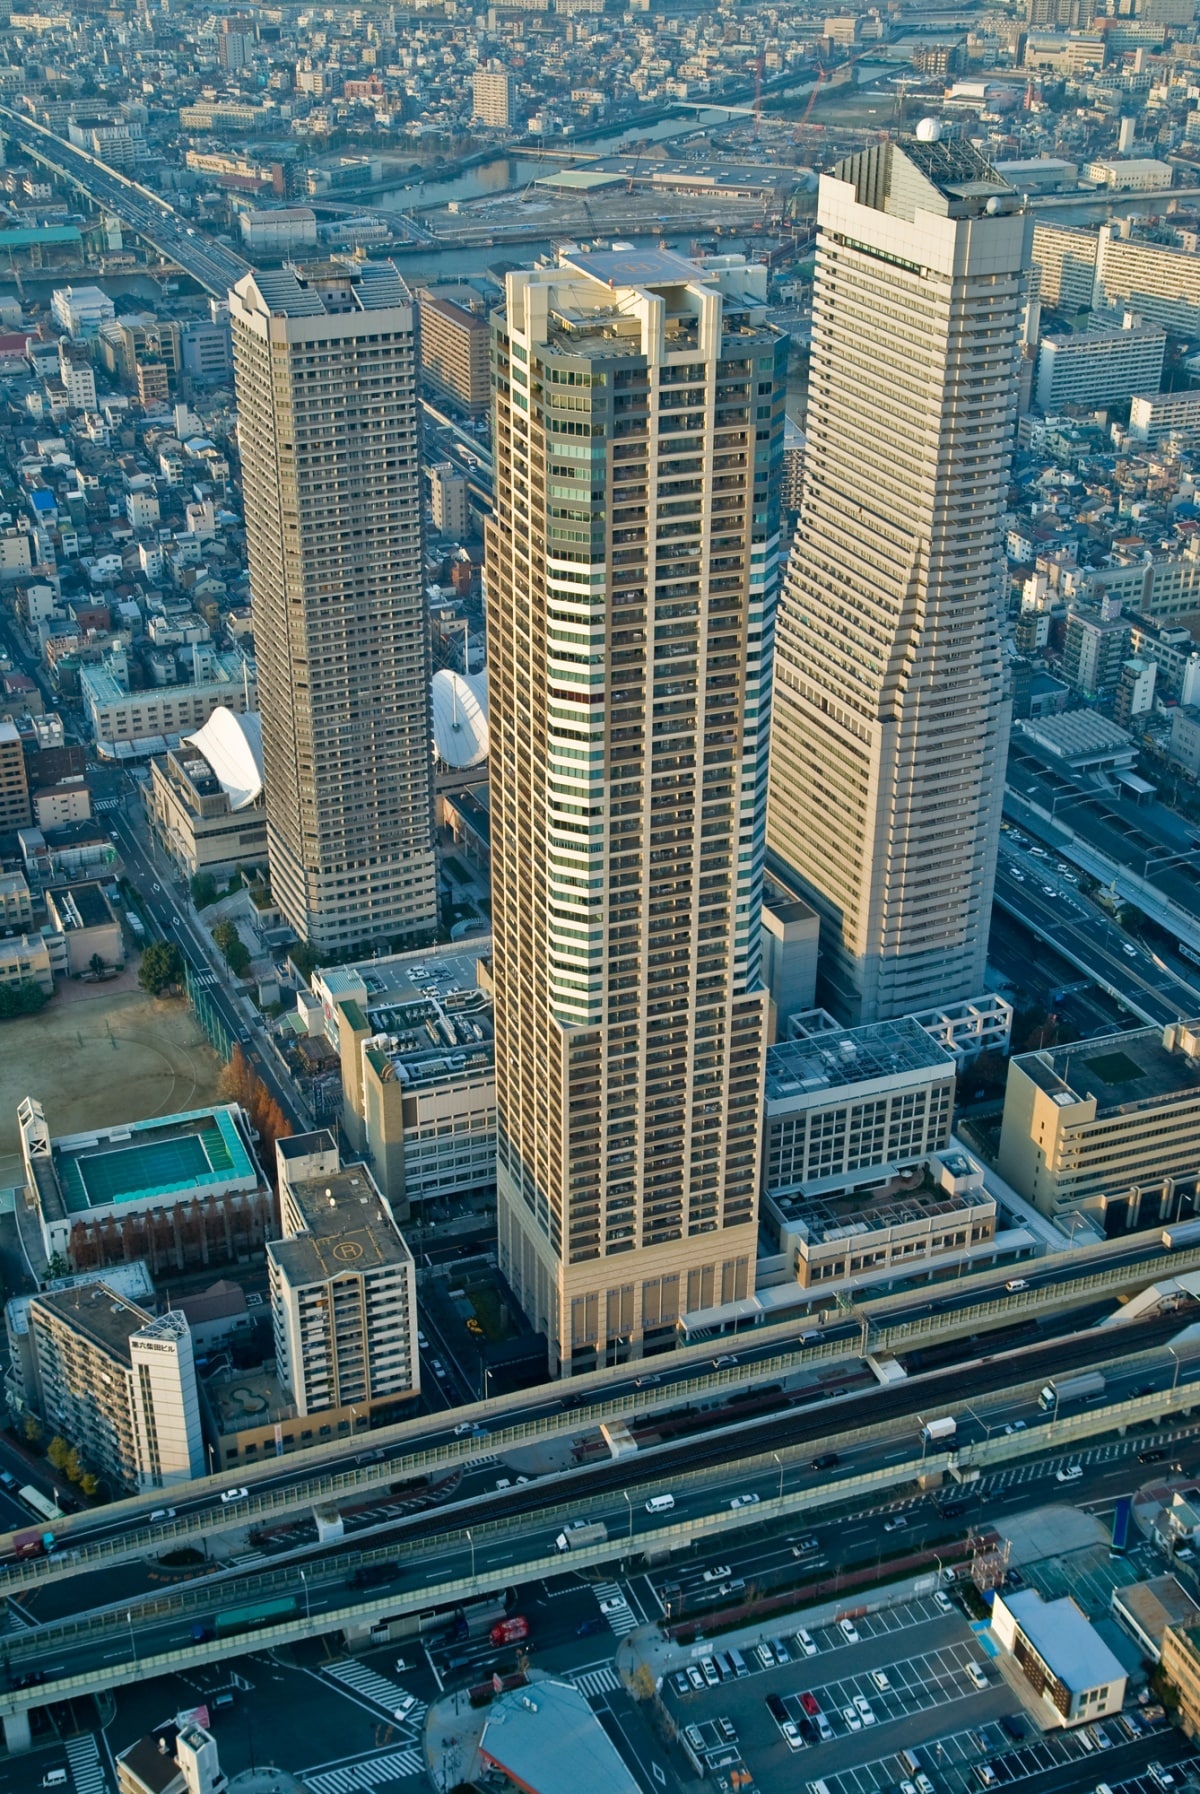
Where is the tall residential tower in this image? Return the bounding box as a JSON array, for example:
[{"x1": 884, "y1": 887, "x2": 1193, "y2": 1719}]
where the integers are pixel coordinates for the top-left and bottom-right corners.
[
  {"x1": 768, "y1": 134, "x2": 1029, "y2": 1025},
  {"x1": 487, "y1": 248, "x2": 786, "y2": 1375},
  {"x1": 230, "y1": 259, "x2": 436, "y2": 955}
]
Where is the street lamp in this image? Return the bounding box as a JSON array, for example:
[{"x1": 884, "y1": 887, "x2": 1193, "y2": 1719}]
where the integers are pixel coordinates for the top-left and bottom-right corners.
[
  {"x1": 466, "y1": 1528, "x2": 476, "y2": 1580},
  {"x1": 299, "y1": 1568, "x2": 311, "y2": 1623},
  {"x1": 1172, "y1": 1347, "x2": 1183, "y2": 1394},
  {"x1": 623, "y1": 1489, "x2": 633, "y2": 1542},
  {"x1": 773, "y1": 1452, "x2": 784, "y2": 1502}
]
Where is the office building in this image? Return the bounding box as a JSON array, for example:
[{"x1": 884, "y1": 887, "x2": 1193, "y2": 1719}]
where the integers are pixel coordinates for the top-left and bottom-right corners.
[
  {"x1": 991, "y1": 1591, "x2": 1126, "y2": 1727},
  {"x1": 417, "y1": 291, "x2": 491, "y2": 413},
  {"x1": 27, "y1": 1284, "x2": 204, "y2": 1493},
  {"x1": 1034, "y1": 320, "x2": 1165, "y2": 413},
  {"x1": 237, "y1": 207, "x2": 319, "y2": 258},
  {"x1": 269, "y1": 1132, "x2": 420, "y2": 1423},
  {"x1": 0, "y1": 718, "x2": 31, "y2": 831},
  {"x1": 768, "y1": 132, "x2": 1026, "y2": 1025},
  {"x1": 230, "y1": 259, "x2": 436, "y2": 955},
  {"x1": 1084, "y1": 158, "x2": 1173, "y2": 192},
  {"x1": 473, "y1": 67, "x2": 516, "y2": 128},
  {"x1": 487, "y1": 246, "x2": 786, "y2": 1374},
  {"x1": 317, "y1": 944, "x2": 496, "y2": 1215},
  {"x1": 50, "y1": 283, "x2": 115, "y2": 339},
  {"x1": 997, "y1": 1021, "x2": 1200, "y2": 1219},
  {"x1": 148, "y1": 707, "x2": 268, "y2": 880},
  {"x1": 766, "y1": 1147, "x2": 998, "y2": 1293},
  {"x1": 82, "y1": 647, "x2": 257, "y2": 757},
  {"x1": 762, "y1": 1015, "x2": 956, "y2": 1199}
]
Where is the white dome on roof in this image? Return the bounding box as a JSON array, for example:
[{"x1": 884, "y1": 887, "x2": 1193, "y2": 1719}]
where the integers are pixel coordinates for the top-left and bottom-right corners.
[
  {"x1": 431, "y1": 668, "x2": 489, "y2": 770},
  {"x1": 184, "y1": 707, "x2": 264, "y2": 811},
  {"x1": 915, "y1": 117, "x2": 943, "y2": 142}
]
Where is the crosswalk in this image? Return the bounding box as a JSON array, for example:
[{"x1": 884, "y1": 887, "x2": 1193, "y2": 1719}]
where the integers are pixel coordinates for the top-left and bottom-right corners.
[
  {"x1": 593, "y1": 1582, "x2": 638, "y2": 1636},
  {"x1": 303, "y1": 1747, "x2": 425, "y2": 1792},
  {"x1": 324, "y1": 1660, "x2": 426, "y2": 1726},
  {"x1": 574, "y1": 1665, "x2": 621, "y2": 1698},
  {"x1": 66, "y1": 1734, "x2": 108, "y2": 1794},
  {"x1": 93, "y1": 799, "x2": 120, "y2": 813}
]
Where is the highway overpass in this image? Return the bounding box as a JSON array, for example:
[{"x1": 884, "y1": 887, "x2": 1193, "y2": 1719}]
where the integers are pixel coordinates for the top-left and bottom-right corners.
[
  {"x1": 5, "y1": 1221, "x2": 1200, "y2": 1598},
  {"x1": 0, "y1": 106, "x2": 251, "y2": 298},
  {"x1": 0, "y1": 1328, "x2": 1197, "y2": 1748}
]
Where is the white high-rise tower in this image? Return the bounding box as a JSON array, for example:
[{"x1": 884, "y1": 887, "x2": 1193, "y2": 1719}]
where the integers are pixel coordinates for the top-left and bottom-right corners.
[{"x1": 768, "y1": 132, "x2": 1029, "y2": 1025}]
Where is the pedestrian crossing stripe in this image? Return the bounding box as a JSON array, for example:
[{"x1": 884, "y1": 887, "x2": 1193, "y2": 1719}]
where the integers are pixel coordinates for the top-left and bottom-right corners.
[
  {"x1": 324, "y1": 1660, "x2": 426, "y2": 1725},
  {"x1": 574, "y1": 1665, "x2": 621, "y2": 1697},
  {"x1": 65, "y1": 1734, "x2": 108, "y2": 1794},
  {"x1": 593, "y1": 1583, "x2": 638, "y2": 1636},
  {"x1": 303, "y1": 1747, "x2": 425, "y2": 1791}
]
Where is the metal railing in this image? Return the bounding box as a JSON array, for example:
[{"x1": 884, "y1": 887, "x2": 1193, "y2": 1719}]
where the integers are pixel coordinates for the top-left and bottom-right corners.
[
  {"x1": 2, "y1": 1365, "x2": 1197, "y2": 1718},
  {"x1": 5, "y1": 1235, "x2": 1199, "y2": 1597}
]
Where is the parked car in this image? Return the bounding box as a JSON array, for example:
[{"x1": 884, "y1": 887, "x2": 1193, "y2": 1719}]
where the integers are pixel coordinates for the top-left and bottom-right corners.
[
  {"x1": 854, "y1": 1696, "x2": 876, "y2": 1726},
  {"x1": 841, "y1": 1707, "x2": 862, "y2": 1733},
  {"x1": 872, "y1": 1670, "x2": 890, "y2": 1692},
  {"x1": 796, "y1": 1629, "x2": 818, "y2": 1657},
  {"x1": 838, "y1": 1618, "x2": 860, "y2": 1643}
]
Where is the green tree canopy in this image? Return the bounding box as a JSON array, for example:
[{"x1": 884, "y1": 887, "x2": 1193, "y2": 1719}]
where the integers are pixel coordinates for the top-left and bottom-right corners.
[{"x1": 138, "y1": 940, "x2": 184, "y2": 996}]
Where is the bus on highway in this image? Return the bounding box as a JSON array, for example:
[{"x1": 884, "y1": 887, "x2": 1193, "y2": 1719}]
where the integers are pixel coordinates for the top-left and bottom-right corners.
[
  {"x1": 212, "y1": 1596, "x2": 298, "y2": 1638},
  {"x1": 19, "y1": 1485, "x2": 63, "y2": 1524}
]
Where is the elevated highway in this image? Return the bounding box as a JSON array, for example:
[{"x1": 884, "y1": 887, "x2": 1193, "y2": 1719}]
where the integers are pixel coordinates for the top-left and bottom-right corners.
[
  {"x1": 5, "y1": 1223, "x2": 1200, "y2": 1595},
  {"x1": 0, "y1": 106, "x2": 251, "y2": 298},
  {"x1": 1, "y1": 1328, "x2": 1198, "y2": 1747}
]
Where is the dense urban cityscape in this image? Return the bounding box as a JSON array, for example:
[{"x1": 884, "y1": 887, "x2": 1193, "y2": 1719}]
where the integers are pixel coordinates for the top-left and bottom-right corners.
[{"x1": 9, "y1": 0, "x2": 1200, "y2": 1791}]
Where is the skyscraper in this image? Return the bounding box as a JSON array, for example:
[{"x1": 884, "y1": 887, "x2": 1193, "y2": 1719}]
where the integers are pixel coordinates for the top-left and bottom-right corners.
[
  {"x1": 230, "y1": 259, "x2": 436, "y2": 956},
  {"x1": 487, "y1": 248, "x2": 786, "y2": 1376},
  {"x1": 768, "y1": 133, "x2": 1028, "y2": 1026}
]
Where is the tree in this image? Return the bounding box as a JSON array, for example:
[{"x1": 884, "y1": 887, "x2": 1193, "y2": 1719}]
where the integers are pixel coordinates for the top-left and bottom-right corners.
[
  {"x1": 80, "y1": 1472, "x2": 99, "y2": 1498},
  {"x1": 191, "y1": 873, "x2": 219, "y2": 909},
  {"x1": 63, "y1": 1447, "x2": 84, "y2": 1485},
  {"x1": 22, "y1": 1415, "x2": 42, "y2": 1446},
  {"x1": 213, "y1": 921, "x2": 251, "y2": 979},
  {"x1": 88, "y1": 953, "x2": 106, "y2": 977},
  {"x1": 139, "y1": 940, "x2": 183, "y2": 996},
  {"x1": 44, "y1": 1250, "x2": 69, "y2": 1283},
  {"x1": 0, "y1": 979, "x2": 50, "y2": 1019},
  {"x1": 290, "y1": 940, "x2": 321, "y2": 983},
  {"x1": 46, "y1": 1436, "x2": 71, "y2": 1472}
]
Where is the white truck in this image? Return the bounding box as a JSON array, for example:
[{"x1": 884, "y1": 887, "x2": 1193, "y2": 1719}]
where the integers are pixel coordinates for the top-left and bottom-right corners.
[
  {"x1": 555, "y1": 1520, "x2": 608, "y2": 1552},
  {"x1": 920, "y1": 1416, "x2": 957, "y2": 1444},
  {"x1": 1038, "y1": 1370, "x2": 1105, "y2": 1410}
]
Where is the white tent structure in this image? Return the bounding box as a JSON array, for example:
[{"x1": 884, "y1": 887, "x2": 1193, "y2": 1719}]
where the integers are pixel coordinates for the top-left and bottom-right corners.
[
  {"x1": 183, "y1": 707, "x2": 264, "y2": 810},
  {"x1": 431, "y1": 668, "x2": 488, "y2": 770}
]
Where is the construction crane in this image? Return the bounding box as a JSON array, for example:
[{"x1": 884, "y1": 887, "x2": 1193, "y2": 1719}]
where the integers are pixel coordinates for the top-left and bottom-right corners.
[{"x1": 793, "y1": 65, "x2": 827, "y2": 140}]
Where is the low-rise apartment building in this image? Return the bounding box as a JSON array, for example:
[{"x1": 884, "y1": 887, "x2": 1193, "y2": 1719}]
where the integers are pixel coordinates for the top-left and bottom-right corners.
[
  {"x1": 27, "y1": 1283, "x2": 204, "y2": 1492},
  {"x1": 269, "y1": 1132, "x2": 420, "y2": 1426}
]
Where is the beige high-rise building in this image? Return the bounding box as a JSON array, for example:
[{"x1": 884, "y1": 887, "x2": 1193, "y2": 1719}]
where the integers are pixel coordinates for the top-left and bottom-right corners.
[
  {"x1": 473, "y1": 67, "x2": 516, "y2": 128},
  {"x1": 768, "y1": 133, "x2": 1028, "y2": 1026},
  {"x1": 487, "y1": 247, "x2": 787, "y2": 1375},
  {"x1": 230, "y1": 260, "x2": 436, "y2": 955}
]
